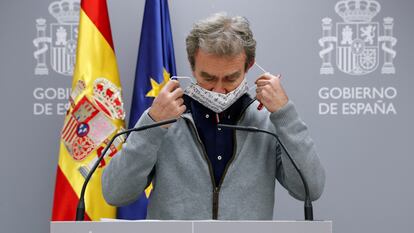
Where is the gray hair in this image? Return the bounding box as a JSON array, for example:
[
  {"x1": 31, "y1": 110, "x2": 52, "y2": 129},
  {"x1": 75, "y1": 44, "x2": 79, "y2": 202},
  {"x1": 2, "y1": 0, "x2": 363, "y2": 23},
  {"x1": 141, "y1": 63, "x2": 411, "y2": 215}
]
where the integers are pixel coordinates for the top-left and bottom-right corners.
[{"x1": 186, "y1": 12, "x2": 256, "y2": 71}]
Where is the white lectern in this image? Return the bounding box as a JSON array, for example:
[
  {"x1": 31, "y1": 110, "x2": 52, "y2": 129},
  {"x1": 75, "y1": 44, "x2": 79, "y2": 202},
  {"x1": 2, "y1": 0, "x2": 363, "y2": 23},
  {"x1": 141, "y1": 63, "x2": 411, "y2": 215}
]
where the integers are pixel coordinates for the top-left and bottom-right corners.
[{"x1": 51, "y1": 220, "x2": 332, "y2": 233}]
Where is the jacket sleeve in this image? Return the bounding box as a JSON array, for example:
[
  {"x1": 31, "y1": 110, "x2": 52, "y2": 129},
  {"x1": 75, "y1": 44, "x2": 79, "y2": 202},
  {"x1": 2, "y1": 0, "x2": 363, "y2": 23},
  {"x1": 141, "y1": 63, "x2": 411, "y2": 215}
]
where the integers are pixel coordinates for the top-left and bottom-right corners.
[
  {"x1": 270, "y1": 101, "x2": 325, "y2": 201},
  {"x1": 101, "y1": 110, "x2": 167, "y2": 206}
]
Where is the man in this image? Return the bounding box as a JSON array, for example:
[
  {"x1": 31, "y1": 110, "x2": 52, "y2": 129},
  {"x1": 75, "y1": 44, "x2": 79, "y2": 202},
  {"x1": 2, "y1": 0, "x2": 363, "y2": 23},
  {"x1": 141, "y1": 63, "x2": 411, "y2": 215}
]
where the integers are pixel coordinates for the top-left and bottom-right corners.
[{"x1": 102, "y1": 13, "x2": 325, "y2": 220}]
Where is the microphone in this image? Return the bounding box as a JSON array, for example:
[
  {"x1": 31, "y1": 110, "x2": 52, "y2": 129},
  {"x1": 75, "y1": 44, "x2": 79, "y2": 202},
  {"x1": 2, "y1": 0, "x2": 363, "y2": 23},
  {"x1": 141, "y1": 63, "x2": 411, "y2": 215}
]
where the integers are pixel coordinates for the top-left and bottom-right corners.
[
  {"x1": 217, "y1": 123, "x2": 314, "y2": 221},
  {"x1": 75, "y1": 118, "x2": 178, "y2": 221}
]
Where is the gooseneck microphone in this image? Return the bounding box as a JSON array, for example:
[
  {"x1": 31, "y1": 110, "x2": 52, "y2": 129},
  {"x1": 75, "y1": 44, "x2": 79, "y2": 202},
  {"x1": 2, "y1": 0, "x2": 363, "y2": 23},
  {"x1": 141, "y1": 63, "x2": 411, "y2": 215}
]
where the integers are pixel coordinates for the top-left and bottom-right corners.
[
  {"x1": 217, "y1": 123, "x2": 314, "y2": 221},
  {"x1": 75, "y1": 118, "x2": 178, "y2": 221}
]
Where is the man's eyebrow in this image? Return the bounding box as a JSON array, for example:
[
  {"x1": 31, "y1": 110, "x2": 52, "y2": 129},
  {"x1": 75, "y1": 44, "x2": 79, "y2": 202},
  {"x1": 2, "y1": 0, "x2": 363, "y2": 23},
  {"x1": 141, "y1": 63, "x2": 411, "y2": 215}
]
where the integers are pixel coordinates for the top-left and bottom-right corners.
[
  {"x1": 226, "y1": 71, "x2": 241, "y2": 79},
  {"x1": 200, "y1": 71, "x2": 217, "y2": 79},
  {"x1": 200, "y1": 71, "x2": 241, "y2": 79}
]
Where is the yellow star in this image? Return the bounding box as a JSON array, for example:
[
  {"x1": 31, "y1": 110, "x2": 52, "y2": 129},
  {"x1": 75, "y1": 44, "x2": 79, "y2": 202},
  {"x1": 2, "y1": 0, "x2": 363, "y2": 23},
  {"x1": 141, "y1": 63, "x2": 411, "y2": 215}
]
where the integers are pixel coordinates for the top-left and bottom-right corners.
[
  {"x1": 144, "y1": 183, "x2": 153, "y2": 198},
  {"x1": 145, "y1": 68, "x2": 171, "y2": 97}
]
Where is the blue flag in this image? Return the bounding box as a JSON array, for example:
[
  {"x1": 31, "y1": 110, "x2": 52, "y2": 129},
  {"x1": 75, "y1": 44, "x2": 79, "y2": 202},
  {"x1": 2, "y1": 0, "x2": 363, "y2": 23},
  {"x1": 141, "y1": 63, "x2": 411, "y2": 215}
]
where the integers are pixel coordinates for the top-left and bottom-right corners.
[{"x1": 117, "y1": 0, "x2": 176, "y2": 219}]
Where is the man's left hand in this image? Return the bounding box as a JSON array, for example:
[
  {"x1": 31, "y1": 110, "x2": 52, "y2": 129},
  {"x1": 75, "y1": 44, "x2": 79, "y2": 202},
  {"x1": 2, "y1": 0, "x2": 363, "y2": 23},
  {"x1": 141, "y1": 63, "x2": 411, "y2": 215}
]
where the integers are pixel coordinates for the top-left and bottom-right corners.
[{"x1": 255, "y1": 73, "x2": 289, "y2": 113}]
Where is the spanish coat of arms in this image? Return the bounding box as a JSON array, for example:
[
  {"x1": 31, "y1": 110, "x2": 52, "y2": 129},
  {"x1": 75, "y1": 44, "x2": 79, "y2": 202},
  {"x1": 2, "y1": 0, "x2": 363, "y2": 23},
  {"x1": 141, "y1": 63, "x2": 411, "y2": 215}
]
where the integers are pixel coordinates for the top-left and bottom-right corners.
[
  {"x1": 319, "y1": 0, "x2": 397, "y2": 75},
  {"x1": 33, "y1": 0, "x2": 80, "y2": 76}
]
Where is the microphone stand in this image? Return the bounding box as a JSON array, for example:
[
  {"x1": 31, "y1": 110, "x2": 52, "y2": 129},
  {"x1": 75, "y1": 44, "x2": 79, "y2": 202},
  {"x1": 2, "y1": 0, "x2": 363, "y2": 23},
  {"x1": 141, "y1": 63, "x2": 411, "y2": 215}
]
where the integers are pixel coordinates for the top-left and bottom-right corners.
[
  {"x1": 75, "y1": 118, "x2": 178, "y2": 221},
  {"x1": 217, "y1": 123, "x2": 314, "y2": 221}
]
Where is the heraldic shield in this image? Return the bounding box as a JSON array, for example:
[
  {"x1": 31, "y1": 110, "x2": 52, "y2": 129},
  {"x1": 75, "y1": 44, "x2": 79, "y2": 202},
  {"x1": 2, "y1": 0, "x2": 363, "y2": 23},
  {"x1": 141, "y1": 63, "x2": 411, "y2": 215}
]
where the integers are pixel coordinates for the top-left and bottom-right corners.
[
  {"x1": 33, "y1": 0, "x2": 80, "y2": 76},
  {"x1": 336, "y1": 22, "x2": 379, "y2": 75},
  {"x1": 318, "y1": 0, "x2": 397, "y2": 76},
  {"x1": 50, "y1": 23, "x2": 78, "y2": 76}
]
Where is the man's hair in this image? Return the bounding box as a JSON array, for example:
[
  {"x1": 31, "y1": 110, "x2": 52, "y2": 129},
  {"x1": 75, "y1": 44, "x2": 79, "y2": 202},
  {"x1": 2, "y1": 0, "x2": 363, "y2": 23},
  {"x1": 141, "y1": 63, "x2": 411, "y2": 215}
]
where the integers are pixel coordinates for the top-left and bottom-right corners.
[{"x1": 186, "y1": 12, "x2": 256, "y2": 71}]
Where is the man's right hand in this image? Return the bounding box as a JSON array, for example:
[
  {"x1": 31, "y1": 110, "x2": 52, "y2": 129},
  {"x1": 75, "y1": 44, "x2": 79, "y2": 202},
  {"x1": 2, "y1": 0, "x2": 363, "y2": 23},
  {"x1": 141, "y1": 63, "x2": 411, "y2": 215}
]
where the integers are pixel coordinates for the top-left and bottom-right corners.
[{"x1": 148, "y1": 80, "x2": 186, "y2": 124}]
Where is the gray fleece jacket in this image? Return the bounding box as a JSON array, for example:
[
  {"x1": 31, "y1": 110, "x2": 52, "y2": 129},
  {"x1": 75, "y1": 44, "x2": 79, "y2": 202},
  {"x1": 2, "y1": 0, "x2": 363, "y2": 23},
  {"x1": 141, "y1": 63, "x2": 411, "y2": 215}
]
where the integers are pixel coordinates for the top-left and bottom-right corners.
[{"x1": 102, "y1": 99, "x2": 325, "y2": 220}]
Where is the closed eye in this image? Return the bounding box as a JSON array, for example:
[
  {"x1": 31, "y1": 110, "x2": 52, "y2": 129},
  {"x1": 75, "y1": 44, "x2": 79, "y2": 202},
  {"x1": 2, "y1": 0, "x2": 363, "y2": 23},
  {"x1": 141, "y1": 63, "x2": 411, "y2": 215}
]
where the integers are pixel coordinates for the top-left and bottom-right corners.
[
  {"x1": 200, "y1": 71, "x2": 217, "y2": 82},
  {"x1": 225, "y1": 71, "x2": 241, "y2": 82},
  {"x1": 204, "y1": 77, "x2": 216, "y2": 82}
]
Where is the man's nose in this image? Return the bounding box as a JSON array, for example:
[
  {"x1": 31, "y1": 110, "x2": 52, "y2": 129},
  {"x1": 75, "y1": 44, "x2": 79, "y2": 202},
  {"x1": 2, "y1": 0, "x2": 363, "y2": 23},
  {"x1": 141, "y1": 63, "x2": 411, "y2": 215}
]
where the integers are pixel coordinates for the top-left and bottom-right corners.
[{"x1": 212, "y1": 82, "x2": 226, "y2": 94}]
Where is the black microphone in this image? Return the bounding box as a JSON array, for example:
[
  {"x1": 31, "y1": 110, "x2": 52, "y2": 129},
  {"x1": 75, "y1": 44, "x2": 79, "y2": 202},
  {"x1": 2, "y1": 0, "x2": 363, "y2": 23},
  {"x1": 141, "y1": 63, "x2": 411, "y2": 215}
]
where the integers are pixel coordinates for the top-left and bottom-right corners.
[
  {"x1": 75, "y1": 118, "x2": 178, "y2": 221},
  {"x1": 217, "y1": 123, "x2": 314, "y2": 221}
]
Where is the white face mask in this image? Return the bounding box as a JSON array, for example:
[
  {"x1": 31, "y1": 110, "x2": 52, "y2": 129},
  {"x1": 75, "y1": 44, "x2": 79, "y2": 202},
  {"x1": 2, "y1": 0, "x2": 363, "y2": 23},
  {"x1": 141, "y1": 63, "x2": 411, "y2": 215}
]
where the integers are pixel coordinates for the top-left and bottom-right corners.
[
  {"x1": 184, "y1": 80, "x2": 249, "y2": 113},
  {"x1": 174, "y1": 62, "x2": 267, "y2": 113}
]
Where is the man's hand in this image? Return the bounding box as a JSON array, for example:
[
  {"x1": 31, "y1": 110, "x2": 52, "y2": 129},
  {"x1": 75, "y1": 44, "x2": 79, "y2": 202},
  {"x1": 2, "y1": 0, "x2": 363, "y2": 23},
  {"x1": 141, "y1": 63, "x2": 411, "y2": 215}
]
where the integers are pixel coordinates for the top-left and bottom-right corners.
[
  {"x1": 255, "y1": 73, "x2": 289, "y2": 113},
  {"x1": 148, "y1": 80, "x2": 186, "y2": 124}
]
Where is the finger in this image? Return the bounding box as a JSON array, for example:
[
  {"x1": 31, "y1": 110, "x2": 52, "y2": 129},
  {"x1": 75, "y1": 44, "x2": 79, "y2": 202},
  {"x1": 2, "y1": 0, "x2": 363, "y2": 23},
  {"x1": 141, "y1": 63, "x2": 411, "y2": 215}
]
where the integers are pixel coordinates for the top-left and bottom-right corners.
[
  {"x1": 261, "y1": 88, "x2": 278, "y2": 100},
  {"x1": 255, "y1": 73, "x2": 279, "y2": 84},
  {"x1": 255, "y1": 75, "x2": 272, "y2": 84},
  {"x1": 261, "y1": 85, "x2": 277, "y2": 95},
  {"x1": 256, "y1": 80, "x2": 271, "y2": 87},
  {"x1": 175, "y1": 97, "x2": 184, "y2": 106},
  {"x1": 171, "y1": 87, "x2": 184, "y2": 99},
  {"x1": 256, "y1": 92, "x2": 263, "y2": 101},
  {"x1": 178, "y1": 105, "x2": 187, "y2": 114},
  {"x1": 255, "y1": 73, "x2": 282, "y2": 83},
  {"x1": 164, "y1": 80, "x2": 180, "y2": 92}
]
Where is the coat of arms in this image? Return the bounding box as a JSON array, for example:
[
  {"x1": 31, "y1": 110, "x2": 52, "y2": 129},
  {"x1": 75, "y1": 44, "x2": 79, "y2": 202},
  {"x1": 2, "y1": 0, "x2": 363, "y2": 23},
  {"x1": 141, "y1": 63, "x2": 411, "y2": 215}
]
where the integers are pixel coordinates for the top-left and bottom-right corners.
[
  {"x1": 33, "y1": 0, "x2": 80, "y2": 76},
  {"x1": 62, "y1": 78, "x2": 126, "y2": 178},
  {"x1": 319, "y1": 0, "x2": 397, "y2": 75}
]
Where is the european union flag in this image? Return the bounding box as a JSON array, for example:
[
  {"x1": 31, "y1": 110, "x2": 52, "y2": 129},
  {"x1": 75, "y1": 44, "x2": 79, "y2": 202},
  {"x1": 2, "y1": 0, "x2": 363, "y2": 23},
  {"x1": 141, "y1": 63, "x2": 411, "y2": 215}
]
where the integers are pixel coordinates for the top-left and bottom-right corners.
[{"x1": 117, "y1": 0, "x2": 176, "y2": 219}]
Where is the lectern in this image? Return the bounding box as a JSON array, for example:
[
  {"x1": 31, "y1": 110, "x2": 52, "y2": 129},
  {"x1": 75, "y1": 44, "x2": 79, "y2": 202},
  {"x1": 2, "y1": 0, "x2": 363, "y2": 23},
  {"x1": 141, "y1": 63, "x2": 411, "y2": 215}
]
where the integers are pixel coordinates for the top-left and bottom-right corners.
[{"x1": 51, "y1": 220, "x2": 332, "y2": 233}]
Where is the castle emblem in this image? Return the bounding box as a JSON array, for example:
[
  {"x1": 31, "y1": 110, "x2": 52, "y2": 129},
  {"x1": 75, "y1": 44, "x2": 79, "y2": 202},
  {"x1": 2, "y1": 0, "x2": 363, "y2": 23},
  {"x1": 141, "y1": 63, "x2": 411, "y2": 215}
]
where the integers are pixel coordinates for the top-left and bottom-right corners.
[
  {"x1": 319, "y1": 0, "x2": 397, "y2": 75},
  {"x1": 33, "y1": 0, "x2": 80, "y2": 76}
]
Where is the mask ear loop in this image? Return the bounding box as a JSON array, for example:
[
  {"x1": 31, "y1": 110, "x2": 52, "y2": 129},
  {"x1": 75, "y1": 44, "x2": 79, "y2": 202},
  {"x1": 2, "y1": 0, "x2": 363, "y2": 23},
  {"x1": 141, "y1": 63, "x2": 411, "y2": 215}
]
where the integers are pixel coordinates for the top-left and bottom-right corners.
[
  {"x1": 254, "y1": 62, "x2": 268, "y2": 111},
  {"x1": 170, "y1": 76, "x2": 194, "y2": 81},
  {"x1": 170, "y1": 76, "x2": 195, "y2": 91}
]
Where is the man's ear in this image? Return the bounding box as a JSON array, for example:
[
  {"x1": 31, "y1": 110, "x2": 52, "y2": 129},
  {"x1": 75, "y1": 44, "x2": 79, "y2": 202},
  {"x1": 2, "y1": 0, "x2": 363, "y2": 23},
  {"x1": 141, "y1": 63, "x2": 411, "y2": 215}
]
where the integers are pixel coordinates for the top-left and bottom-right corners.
[
  {"x1": 246, "y1": 59, "x2": 255, "y2": 72},
  {"x1": 191, "y1": 70, "x2": 199, "y2": 84}
]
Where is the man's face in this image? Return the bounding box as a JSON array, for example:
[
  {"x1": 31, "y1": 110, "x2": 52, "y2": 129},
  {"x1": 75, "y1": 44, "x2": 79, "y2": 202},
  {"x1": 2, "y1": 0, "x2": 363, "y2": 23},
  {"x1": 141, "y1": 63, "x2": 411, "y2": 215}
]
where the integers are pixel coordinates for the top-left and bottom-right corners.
[{"x1": 192, "y1": 50, "x2": 247, "y2": 94}]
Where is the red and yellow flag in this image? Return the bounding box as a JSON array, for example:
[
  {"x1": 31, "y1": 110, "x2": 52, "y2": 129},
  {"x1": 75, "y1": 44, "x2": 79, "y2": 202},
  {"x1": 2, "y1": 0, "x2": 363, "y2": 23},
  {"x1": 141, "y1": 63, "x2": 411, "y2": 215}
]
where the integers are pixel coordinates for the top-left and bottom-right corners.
[{"x1": 52, "y1": 0, "x2": 125, "y2": 221}]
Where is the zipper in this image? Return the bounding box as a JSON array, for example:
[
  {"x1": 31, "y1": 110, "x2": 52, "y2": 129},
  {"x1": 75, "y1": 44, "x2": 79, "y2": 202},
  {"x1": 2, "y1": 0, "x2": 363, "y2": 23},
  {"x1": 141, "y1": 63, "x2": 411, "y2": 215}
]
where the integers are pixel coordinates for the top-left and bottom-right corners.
[
  {"x1": 184, "y1": 98, "x2": 256, "y2": 219},
  {"x1": 184, "y1": 118, "x2": 218, "y2": 219},
  {"x1": 212, "y1": 187, "x2": 220, "y2": 219},
  {"x1": 212, "y1": 98, "x2": 256, "y2": 213}
]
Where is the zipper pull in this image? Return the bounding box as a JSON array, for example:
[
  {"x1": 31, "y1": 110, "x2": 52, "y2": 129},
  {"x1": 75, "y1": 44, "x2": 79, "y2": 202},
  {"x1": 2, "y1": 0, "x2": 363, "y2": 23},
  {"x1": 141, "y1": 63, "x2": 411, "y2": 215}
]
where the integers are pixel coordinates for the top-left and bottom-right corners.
[{"x1": 215, "y1": 113, "x2": 220, "y2": 124}]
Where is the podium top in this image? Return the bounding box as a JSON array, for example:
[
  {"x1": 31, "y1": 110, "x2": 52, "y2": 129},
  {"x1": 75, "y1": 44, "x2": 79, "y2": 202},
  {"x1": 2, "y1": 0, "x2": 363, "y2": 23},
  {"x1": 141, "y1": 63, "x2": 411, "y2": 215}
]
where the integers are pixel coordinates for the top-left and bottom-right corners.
[{"x1": 51, "y1": 220, "x2": 332, "y2": 233}]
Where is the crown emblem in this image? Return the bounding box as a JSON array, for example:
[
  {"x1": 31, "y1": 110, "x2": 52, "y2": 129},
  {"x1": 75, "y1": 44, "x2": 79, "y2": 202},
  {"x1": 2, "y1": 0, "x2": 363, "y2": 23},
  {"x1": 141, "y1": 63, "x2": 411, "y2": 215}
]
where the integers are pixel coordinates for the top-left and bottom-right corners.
[
  {"x1": 319, "y1": 0, "x2": 397, "y2": 76},
  {"x1": 93, "y1": 78, "x2": 125, "y2": 120},
  {"x1": 335, "y1": 0, "x2": 380, "y2": 22},
  {"x1": 48, "y1": 0, "x2": 80, "y2": 24}
]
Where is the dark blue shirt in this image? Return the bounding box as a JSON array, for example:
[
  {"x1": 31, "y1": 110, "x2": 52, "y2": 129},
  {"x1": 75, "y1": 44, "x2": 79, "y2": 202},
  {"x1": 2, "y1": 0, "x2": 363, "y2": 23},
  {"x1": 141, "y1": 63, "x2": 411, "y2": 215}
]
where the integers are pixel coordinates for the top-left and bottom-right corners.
[{"x1": 186, "y1": 94, "x2": 253, "y2": 186}]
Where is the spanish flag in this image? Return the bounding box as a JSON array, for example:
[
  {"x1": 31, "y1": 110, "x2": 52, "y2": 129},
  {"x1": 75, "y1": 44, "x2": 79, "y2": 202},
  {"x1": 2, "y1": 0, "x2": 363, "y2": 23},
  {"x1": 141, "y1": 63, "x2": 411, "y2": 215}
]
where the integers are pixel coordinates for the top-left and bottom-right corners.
[{"x1": 52, "y1": 0, "x2": 125, "y2": 221}]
